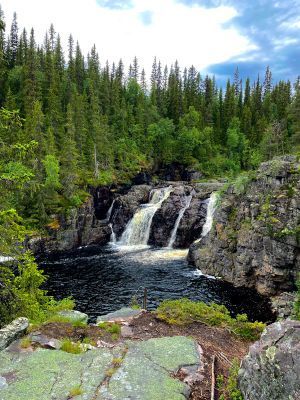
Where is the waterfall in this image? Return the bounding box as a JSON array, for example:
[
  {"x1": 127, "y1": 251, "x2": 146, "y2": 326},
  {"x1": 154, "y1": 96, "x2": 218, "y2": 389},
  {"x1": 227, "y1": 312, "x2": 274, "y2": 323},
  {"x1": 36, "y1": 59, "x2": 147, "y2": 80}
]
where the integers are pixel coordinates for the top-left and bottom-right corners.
[
  {"x1": 195, "y1": 192, "x2": 218, "y2": 243},
  {"x1": 105, "y1": 199, "x2": 115, "y2": 222},
  {"x1": 119, "y1": 187, "x2": 173, "y2": 246},
  {"x1": 109, "y1": 223, "x2": 117, "y2": 244},
  {"x1": 167, "y1": 194, "x2": 193, "y2": 248},
  {"x1": 201, "y1": 192, "x2": 218, "y2": 237}
]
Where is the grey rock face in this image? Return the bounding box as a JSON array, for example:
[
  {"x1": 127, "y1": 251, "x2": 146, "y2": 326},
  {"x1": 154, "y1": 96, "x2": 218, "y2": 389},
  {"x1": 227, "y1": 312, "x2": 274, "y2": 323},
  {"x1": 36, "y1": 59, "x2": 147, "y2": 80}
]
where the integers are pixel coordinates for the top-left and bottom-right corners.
[
  {"x1": 238, "y1": 319, "x2": 300, "y2": 400},
  {"x1": 29, "y1": 196, "x2": 112, "y2": 255},
  {"x1": 0, "y1": 318, "x2": 29, "y2": 350},
  {"x1": 189, "y1": 156, "x2": 300, "y2": 296}
]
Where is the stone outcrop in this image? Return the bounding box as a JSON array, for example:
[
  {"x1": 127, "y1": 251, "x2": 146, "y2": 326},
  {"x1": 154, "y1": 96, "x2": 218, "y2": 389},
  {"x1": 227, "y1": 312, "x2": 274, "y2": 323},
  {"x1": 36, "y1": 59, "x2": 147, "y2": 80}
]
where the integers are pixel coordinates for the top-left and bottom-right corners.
[
  {"x1": 0, "y1": 335, "x2": 203, "y2": 400},
  {"x1": 238, "y1": 319, "x2": 300, "y2": 400},
  {"x1": 0, "y1": 318, "x2": 29, "y2": 351},
  {"x1": 29, "y1": 196, "x2": 112, "y2": 255},
  {"x1": 189, "y1": 156, "x2": 300, "y2": 296}
]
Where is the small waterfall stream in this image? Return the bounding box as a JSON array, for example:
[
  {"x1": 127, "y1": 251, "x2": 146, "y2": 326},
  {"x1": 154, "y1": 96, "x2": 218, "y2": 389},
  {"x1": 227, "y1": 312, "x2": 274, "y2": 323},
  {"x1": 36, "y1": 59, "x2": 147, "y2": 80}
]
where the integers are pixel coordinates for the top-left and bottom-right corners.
[
  {"x1": 167, "y1": 194, "x2": 193, "y2": 248},
  {"x1": 119, "y1": 187, "x2": 173, "y2": 246},
  {"x1": 106, "y1": 199, "x2": 115, "y2": 221},
  {"x1": 201, "y1": 192, "x2": 218, "y2": 238}
]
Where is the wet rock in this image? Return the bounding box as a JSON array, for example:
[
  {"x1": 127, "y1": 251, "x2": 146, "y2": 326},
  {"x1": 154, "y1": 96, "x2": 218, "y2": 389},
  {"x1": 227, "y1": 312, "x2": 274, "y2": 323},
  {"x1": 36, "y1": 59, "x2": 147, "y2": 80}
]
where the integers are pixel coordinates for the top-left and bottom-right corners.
[
  {"x1": 92, "y1": 186, "x2": 112, "y2": 220},
  {"x1": 58, "y1": 310, "x2": 88, "y2": 324},
  {"x1": 189, "y1": 156, "x2": 300, "y2": 296},
  {"x1": 238, "y1": 319, "x2": 300, "y2": 400},
  {"x1": 0, "y1": 318, "x2": 29, "y2": 351},
  {"x1": 111, "y1": 185, "x2": 152, "y2": 238},
  {"x1": 132, "y1": 172, "x2": 152, "y2": 185}
]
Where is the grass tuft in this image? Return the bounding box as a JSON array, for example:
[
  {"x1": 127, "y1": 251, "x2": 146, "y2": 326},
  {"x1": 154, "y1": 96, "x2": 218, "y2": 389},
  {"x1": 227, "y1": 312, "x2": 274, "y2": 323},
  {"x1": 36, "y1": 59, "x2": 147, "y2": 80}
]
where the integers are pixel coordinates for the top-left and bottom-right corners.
[{"x1": 156, "y1": 298, "x2": 265, "y2": 340}]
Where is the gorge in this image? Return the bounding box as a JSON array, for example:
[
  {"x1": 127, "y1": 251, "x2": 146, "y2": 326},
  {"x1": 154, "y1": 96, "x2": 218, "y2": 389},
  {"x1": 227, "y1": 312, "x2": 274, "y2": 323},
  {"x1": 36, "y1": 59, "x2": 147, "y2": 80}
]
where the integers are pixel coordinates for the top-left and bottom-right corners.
[{"x1": 37, "y1": 177, "x2": 276, "y2": 323}]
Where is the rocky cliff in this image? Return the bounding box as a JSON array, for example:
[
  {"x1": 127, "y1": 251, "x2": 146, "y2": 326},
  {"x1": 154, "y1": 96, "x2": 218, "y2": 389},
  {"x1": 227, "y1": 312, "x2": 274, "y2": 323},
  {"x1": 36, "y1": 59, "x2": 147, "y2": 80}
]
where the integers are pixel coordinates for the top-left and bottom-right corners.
[
  {"x1": 189, "y1": 156, "x2": 300, "y2": 296},
  {"x1": 238, "y1": 319, "x2": 300, "y2": 400},
  {"x1": 29, "y1": 196, "x2": 112, "y2": 255}
]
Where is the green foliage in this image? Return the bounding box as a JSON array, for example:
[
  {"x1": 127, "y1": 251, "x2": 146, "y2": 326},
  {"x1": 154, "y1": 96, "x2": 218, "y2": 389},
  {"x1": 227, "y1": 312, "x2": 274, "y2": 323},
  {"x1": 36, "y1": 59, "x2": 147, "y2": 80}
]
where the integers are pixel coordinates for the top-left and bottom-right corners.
[
  {"x1": 60, "y1": 339, "x2": 83, "y2": 354},
  {"x1": 68, "y1": 385, "x2": 83, "y2": 397},
  {"x1": 20, "y1": 336, "x2": 32, "y2": 349},
  {"x1": 217, "y1": 359, "x2": 244, "y2": 400},
  {"x1": 156, "y1": 299, "x2": 265, "y2": 340}
]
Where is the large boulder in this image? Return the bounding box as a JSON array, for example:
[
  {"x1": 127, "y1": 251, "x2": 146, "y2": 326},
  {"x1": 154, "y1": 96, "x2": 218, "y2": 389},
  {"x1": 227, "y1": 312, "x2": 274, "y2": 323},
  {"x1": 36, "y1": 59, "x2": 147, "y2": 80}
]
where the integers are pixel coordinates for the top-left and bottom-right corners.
[
  {"x1": 238, "y1": 319, "x2": 300, "y2": 400},
  {"x1": 189, "y1": 156, "x2": 300, "y2": 296},
  {"x1": 0, "y1": 318, "x2": 29, "y2": 350}
]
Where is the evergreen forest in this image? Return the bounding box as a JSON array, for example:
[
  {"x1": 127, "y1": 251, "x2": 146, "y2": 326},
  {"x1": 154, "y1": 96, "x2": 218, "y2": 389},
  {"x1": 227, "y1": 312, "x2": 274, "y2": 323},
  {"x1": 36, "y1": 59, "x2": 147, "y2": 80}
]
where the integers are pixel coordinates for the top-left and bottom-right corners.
[{"x1": 0, "y1": 7, "x2": 299, "y2": 230}]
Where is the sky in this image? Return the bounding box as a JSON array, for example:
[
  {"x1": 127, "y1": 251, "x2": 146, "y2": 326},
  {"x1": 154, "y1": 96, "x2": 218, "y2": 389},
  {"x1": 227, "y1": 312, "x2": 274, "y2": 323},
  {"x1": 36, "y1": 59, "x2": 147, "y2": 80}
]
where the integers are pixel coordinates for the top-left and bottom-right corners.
[{"x1": 1, "y1": 0, "x2": 300, "y2": 85}]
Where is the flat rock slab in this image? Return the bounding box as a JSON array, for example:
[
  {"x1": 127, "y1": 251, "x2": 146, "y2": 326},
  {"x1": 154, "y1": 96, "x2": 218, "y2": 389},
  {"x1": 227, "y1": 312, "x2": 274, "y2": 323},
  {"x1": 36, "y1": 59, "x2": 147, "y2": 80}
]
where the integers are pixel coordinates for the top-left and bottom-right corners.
[
  {"x1": 96, "y1": 307, "x2": 143, "y2": 324},
  {"x1": 102, "y1": 336, "x2": 203, "y2": 400},
  {"x1": 0, "y1": 336, "x2": 202, "y2": 400}
]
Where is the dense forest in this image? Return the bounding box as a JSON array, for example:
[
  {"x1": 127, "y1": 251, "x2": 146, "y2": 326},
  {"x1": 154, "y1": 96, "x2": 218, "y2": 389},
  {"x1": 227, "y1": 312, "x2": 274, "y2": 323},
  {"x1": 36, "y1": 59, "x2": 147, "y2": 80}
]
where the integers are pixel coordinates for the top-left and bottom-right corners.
[{"x1": 0, "y1": 6, "x2": 299, "y2": 230}]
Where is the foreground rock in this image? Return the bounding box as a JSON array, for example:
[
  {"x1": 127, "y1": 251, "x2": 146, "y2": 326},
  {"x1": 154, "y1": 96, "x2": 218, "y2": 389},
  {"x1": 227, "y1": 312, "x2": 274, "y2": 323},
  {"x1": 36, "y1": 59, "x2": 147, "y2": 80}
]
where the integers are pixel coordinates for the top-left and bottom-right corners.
[
  {"x1": 0, "y1": 318, "x2": 29, "y2": 351},
  {"x1": 189, "y1": 156, "x2": 300, "y2": 296},
  {"x1": 0, "y1": 336, "x2": 202, "y2": 400},
  {"x1": 238, "y1": 319, "x2": 300, "y2": 400}
]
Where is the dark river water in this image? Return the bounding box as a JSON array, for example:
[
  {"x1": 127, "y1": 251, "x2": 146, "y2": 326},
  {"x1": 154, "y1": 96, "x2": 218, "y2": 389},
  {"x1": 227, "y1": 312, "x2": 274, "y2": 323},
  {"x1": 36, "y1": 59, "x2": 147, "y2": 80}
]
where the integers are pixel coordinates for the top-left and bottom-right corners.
[{"x1": 41, "y1": 244, "x2": 274, "y2": 323}]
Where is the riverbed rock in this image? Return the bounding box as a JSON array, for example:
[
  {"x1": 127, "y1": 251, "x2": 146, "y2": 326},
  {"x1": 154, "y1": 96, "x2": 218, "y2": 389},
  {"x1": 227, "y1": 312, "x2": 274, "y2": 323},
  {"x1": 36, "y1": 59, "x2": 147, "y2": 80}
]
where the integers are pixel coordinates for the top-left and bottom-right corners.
[
  {"x1": 0, "y1": 318, "x2": 29, "y2": 351},
  {"x1": 111, "y1": 185, "x2": 152, "y2": 238},
  {"x1": 0, "y1": 336, "x2": 202, "y2": 400},
  {"x1": 238, "y1": 319, "x2": 300, "y2": 400},
  {"x1": 189, "y1": 156, "x2": 300, "y2": 296}
]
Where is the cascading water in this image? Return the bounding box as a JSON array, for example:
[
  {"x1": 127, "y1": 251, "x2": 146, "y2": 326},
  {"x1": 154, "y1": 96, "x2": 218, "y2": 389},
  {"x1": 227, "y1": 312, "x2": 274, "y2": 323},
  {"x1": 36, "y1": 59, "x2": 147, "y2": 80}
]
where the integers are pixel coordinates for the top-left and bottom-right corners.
[
  {"x1": 105, "y1": 199, "x2": 115, "y2": 221},
  {"x1": 167, "y1": 194, "x2": 193, "y2": 248},
  {"x1": 109, "y1": 223, "x2": 117, "y2": 244},
  {"x1": 119, "y1": 187, "x2": 173, "y2": 246},
  {"x1": 201, "y1": 192, "x2": 218, "y2": 238}
]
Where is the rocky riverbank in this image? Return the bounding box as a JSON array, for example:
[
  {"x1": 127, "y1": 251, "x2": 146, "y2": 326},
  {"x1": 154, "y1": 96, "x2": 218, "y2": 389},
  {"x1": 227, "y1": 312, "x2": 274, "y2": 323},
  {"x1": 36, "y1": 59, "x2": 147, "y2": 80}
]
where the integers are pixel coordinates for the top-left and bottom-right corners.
[{"x1": 189, "y1": 156, "x2": 300, "y2": 297}]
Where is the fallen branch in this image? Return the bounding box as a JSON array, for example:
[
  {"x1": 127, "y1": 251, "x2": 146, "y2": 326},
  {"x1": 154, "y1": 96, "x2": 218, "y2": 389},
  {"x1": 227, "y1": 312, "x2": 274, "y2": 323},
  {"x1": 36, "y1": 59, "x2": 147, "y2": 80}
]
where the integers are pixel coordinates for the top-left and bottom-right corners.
[{"x1": 211, "y1": 355, "x2": 216, "y2": 400}]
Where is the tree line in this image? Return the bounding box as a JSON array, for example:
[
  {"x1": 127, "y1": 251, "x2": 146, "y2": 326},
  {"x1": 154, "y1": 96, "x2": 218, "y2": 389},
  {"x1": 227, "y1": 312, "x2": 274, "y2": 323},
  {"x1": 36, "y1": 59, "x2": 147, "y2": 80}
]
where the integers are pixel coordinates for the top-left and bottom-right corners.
[{"x1": 0, "y1": 7, "x2": 299, "y2": 228}]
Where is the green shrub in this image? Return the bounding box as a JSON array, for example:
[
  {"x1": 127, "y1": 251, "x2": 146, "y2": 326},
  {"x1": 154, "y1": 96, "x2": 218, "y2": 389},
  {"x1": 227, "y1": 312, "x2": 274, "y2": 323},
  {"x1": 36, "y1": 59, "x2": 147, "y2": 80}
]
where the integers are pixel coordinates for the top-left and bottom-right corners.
[
  {"x1": 156, "y1": 299, "x2": 265, "y2": 340},
  {"x1": 217, "y1": 359, "x2": 244, "y2": 400},
  {"x1": 60, "y1": 339, "x2": 82, "y2": 354},
  {"x1": 98, "y1": 322, "x2": 121, "y2": 335}
]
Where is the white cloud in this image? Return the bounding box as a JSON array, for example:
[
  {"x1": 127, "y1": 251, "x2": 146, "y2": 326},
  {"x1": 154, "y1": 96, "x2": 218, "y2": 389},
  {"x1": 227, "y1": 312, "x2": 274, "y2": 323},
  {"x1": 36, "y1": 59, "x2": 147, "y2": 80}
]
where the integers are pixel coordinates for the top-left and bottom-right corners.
[{"x1": 1, "y1": 0, "x2": 254, "y2": 75}]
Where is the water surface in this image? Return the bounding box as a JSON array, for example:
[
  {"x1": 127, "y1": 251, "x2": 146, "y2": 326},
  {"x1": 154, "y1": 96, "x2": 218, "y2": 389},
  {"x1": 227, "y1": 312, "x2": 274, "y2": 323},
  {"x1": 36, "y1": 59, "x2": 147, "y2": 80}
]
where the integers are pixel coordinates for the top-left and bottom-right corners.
[{"x1": 41, "y1": 245, "x2": 273, "y2": 322}]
